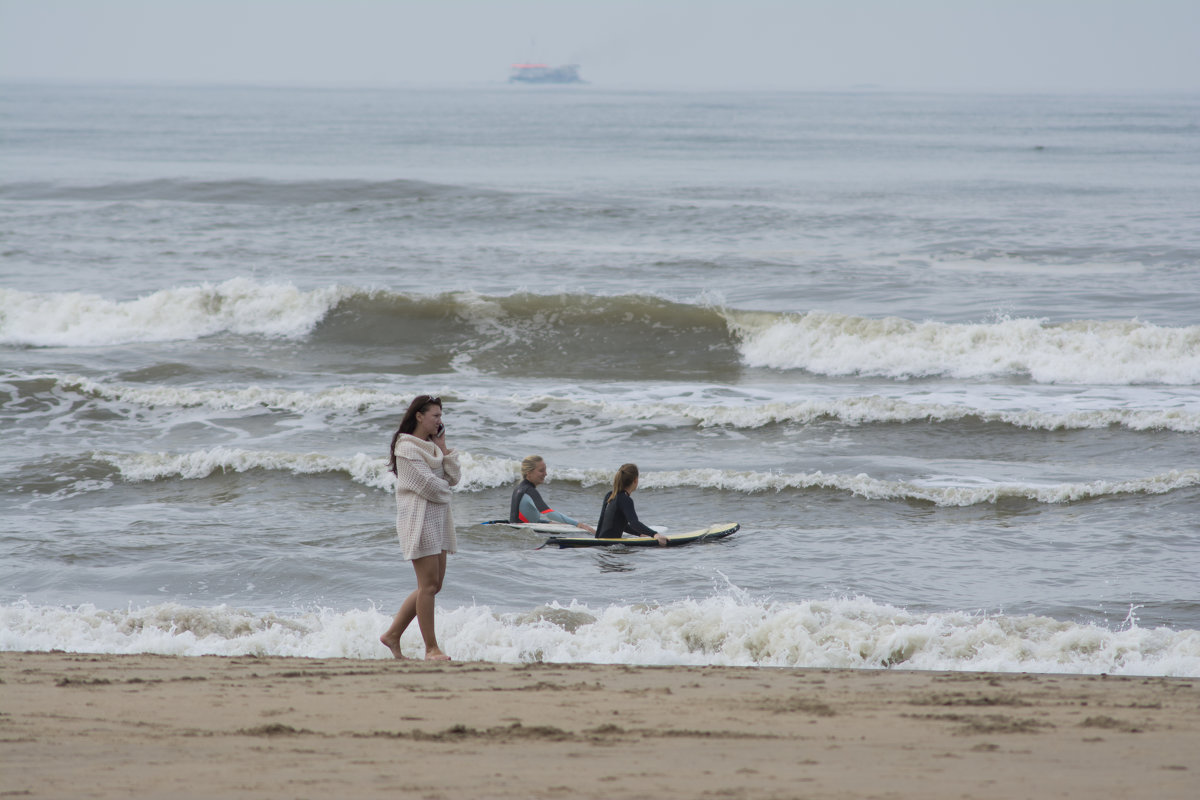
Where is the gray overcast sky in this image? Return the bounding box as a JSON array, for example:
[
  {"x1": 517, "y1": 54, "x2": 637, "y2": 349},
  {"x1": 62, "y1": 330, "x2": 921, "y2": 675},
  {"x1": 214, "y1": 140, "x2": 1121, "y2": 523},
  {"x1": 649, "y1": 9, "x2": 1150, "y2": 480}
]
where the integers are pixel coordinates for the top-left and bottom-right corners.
[{"x1": 1, "y1": 0, "x2": 1198, "y2": 91}]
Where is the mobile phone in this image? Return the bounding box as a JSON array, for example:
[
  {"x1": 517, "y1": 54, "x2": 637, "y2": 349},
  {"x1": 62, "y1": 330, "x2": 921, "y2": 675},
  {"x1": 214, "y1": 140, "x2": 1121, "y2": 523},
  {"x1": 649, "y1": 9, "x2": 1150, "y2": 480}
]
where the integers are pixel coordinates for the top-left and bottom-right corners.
[{"x1": 436, "y1": 423, "x2": 445, "y2": 437}]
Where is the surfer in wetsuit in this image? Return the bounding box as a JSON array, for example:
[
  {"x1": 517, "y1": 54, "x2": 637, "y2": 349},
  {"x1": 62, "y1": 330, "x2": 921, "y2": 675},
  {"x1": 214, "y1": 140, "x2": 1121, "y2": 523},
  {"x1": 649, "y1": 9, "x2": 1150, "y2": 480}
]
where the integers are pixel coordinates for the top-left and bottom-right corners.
[
  {"x1": 510, "y1": 455, "x2": 596, "y2": 533},
  {"x1": 596, "y1": 463, "x2": 668, "y2": 546}
]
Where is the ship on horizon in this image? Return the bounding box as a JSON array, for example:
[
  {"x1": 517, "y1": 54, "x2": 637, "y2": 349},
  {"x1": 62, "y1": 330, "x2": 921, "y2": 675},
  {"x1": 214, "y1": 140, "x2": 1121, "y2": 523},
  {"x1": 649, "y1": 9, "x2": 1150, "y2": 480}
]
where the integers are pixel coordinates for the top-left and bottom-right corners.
[{"x1": 509, "y1": 63, "x2": 584, "y2": 84}]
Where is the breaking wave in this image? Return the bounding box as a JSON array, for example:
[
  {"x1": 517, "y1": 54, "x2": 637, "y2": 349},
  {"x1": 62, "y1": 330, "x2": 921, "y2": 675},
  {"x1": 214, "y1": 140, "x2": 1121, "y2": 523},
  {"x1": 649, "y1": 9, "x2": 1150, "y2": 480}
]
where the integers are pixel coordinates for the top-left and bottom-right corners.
[
  {"x1": 0, "y1": 279, "x2": 351, "y2": 346},
  {"x1": 93, "y1": 448, "x2": 514, "y2": 493},
  {"x1": 11, "y1": 373, "x2": 1200, "y2": 433},
  {"x1": 488, "y1": 391, "x2": 1200, "y2": 433},
  {"x1": 90, "y1": 448, "x2": 1200, "y2": 507},
  {"x1": 728, "y1": 310, "x2": 1200, "y2": 385},
  {"x1": 4, "y1": 279, "x2": 1199, "y2": 384},
  {"x1": 4, "y1": 595, "x2": 1199, "y2": 676}
]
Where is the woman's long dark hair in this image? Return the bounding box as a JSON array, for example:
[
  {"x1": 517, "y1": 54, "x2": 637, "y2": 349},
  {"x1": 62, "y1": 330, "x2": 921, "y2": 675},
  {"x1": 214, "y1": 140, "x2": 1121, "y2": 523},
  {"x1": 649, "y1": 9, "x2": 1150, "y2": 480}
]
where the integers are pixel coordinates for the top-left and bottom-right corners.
[{"x1": 388, "y1": 395, "x2": 442, "y2": 474}]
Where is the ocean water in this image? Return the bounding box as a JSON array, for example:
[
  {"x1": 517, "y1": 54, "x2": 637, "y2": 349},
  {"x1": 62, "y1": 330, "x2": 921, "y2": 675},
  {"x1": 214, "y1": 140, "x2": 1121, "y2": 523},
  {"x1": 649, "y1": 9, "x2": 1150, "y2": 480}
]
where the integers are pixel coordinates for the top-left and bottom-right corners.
[{"x1": 2, "y1": 83, "x2": 1199, "y2": 675}]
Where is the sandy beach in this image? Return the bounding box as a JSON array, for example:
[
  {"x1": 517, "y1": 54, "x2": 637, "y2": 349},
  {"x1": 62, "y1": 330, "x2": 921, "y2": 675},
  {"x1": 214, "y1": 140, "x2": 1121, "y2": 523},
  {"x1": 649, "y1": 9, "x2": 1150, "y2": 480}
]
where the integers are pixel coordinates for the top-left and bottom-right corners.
[{"x1": 2, "y1": 652, "x2": 1197, "y2": 799}]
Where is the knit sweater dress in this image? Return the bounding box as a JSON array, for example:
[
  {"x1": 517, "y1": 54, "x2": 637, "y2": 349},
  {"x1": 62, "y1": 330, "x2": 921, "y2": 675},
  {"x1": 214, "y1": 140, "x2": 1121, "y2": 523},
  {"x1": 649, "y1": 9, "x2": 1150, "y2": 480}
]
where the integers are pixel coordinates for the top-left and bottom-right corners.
[{"x1": 393, "y1": 434, "x2": 460, "y2": 560}]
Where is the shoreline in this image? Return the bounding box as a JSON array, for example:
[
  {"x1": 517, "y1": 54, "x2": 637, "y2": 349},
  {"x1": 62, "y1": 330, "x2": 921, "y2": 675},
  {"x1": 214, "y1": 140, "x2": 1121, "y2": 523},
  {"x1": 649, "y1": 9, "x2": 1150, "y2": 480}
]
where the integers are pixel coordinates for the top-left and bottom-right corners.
[{"x1": 2, "y1": 652, "x2": 1198, "y2": 798}]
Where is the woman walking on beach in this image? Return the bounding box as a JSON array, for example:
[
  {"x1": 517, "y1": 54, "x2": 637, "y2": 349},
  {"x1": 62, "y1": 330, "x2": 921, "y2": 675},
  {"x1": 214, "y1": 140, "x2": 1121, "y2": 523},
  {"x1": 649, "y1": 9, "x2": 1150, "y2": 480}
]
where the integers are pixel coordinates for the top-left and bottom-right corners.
[{"x1": 380, "y1": 395, "x2": 460, "y2": 661}]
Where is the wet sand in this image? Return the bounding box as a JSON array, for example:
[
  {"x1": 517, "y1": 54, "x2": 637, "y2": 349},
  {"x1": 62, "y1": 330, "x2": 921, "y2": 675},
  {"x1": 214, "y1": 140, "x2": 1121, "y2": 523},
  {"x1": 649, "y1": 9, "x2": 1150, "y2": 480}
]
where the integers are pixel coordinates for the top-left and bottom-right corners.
[{"x1": 2, "y1": 652, "x2": 1197, "y2": 799}]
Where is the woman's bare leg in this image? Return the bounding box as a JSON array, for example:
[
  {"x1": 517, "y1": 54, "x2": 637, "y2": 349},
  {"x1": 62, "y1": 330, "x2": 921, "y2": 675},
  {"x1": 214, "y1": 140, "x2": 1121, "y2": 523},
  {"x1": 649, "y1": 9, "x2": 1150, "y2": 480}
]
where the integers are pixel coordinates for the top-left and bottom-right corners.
[
  {"x1": 415, "y1": 552, "x2": 449, "y2": 660},
  {"x1": 380, "y1": 589, "x2": 417, "y2": 659},
  {"x1": 380, "y1": 552, "x2": 449, "y2": 660}
]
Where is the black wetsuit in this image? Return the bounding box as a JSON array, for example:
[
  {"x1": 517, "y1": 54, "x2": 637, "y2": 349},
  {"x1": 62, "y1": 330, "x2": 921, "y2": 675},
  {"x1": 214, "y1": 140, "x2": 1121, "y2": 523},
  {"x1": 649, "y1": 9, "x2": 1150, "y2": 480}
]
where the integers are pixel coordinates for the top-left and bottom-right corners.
[{"x1": 595, "y1": 490, "x2": 657, "y2": 538}]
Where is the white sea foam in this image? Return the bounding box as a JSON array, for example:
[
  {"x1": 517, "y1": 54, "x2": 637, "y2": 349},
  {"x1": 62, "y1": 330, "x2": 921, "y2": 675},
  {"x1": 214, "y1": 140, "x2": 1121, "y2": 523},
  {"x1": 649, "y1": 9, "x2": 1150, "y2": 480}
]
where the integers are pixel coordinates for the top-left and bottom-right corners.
[
  {"x1": 637, "y1": 468, "x2": 1200, "y2": 505},
  {"x1": 0, "y1": 278, "x2": 350, "y2": 346},
  {"x1": 4, "y1": 596, "x2": 1198, "y2": 676},
  {"x1": 95, "y1": 447, "x2": 1200, "y2": 506},
  {"x1": 54, "y1": 373, "x2": 409, "y2": 413},
  {"x1": 8, "y1": 279, "x2": 1198, "y2": 386},
  {"x1": 23, "y1": 373, "x2": 1200, "y2": 432},
  {"x1": 98, "y1": 447, "x2": 395, "y2": 490},
  {"x1": 95, "y1": 447, "x2": 517, "y2": 493},
  {"x1": 727, "y1": 311, "x2": 1200, "y2": 385},
  {"x1": 495, "y1": 390, "x2": 1200, "y2": 433}
]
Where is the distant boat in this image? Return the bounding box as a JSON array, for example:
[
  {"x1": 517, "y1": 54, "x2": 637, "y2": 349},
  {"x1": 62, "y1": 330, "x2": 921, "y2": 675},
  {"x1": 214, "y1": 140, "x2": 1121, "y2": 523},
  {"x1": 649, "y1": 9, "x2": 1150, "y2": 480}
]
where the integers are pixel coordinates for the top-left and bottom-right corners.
[{"x1": 509, "y1": 63, "x2": 584, "y2": 84}]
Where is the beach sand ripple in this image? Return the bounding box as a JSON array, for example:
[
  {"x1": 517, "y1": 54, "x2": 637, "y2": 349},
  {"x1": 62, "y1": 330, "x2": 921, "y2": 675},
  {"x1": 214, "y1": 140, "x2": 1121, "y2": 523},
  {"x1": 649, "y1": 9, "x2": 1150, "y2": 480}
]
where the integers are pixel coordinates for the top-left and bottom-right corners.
[{"x1": 2, "y1": 652, "x2": 1198, "y2": 799}]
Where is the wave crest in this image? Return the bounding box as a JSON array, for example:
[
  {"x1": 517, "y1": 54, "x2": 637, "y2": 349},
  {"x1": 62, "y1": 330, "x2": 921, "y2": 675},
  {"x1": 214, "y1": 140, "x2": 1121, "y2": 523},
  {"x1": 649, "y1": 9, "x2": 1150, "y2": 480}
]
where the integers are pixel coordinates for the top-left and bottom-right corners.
[
  {"x1": 94, "y1": 447, "x2": 515, "y2": 493},
  {"x1": 730, "y1": 311, "x2": 1200, "y2": 384},
  {"x1": 494, "y1": 392, "x2": 1200, "y2": 433},
  {"x1": 5, "y1": 279, "x2": 1198, "y2": 384},
  {"x1": 0, "y1": 279, "x2": 351, "y2": 347},
  {"x1": 15, "y1": 374, "x2": 1199, "y2": 433},
  {"x1": 4, "y1": 596, "x2": 1198, "y2": 676},
  {"x1": 90, "y1": 448, "x2": 1200, "y2": 507}
]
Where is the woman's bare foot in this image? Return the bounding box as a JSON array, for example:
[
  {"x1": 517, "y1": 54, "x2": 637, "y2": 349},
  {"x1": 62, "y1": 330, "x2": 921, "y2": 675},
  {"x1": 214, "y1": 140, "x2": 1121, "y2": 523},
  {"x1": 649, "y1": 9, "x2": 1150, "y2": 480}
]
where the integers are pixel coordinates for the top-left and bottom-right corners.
[
  {"x1": 424, "y1": 649, "x2": 452, "y2": 662},
  {"x1": 380, "y1": 634, "x2": 408, "y2": 660}
]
